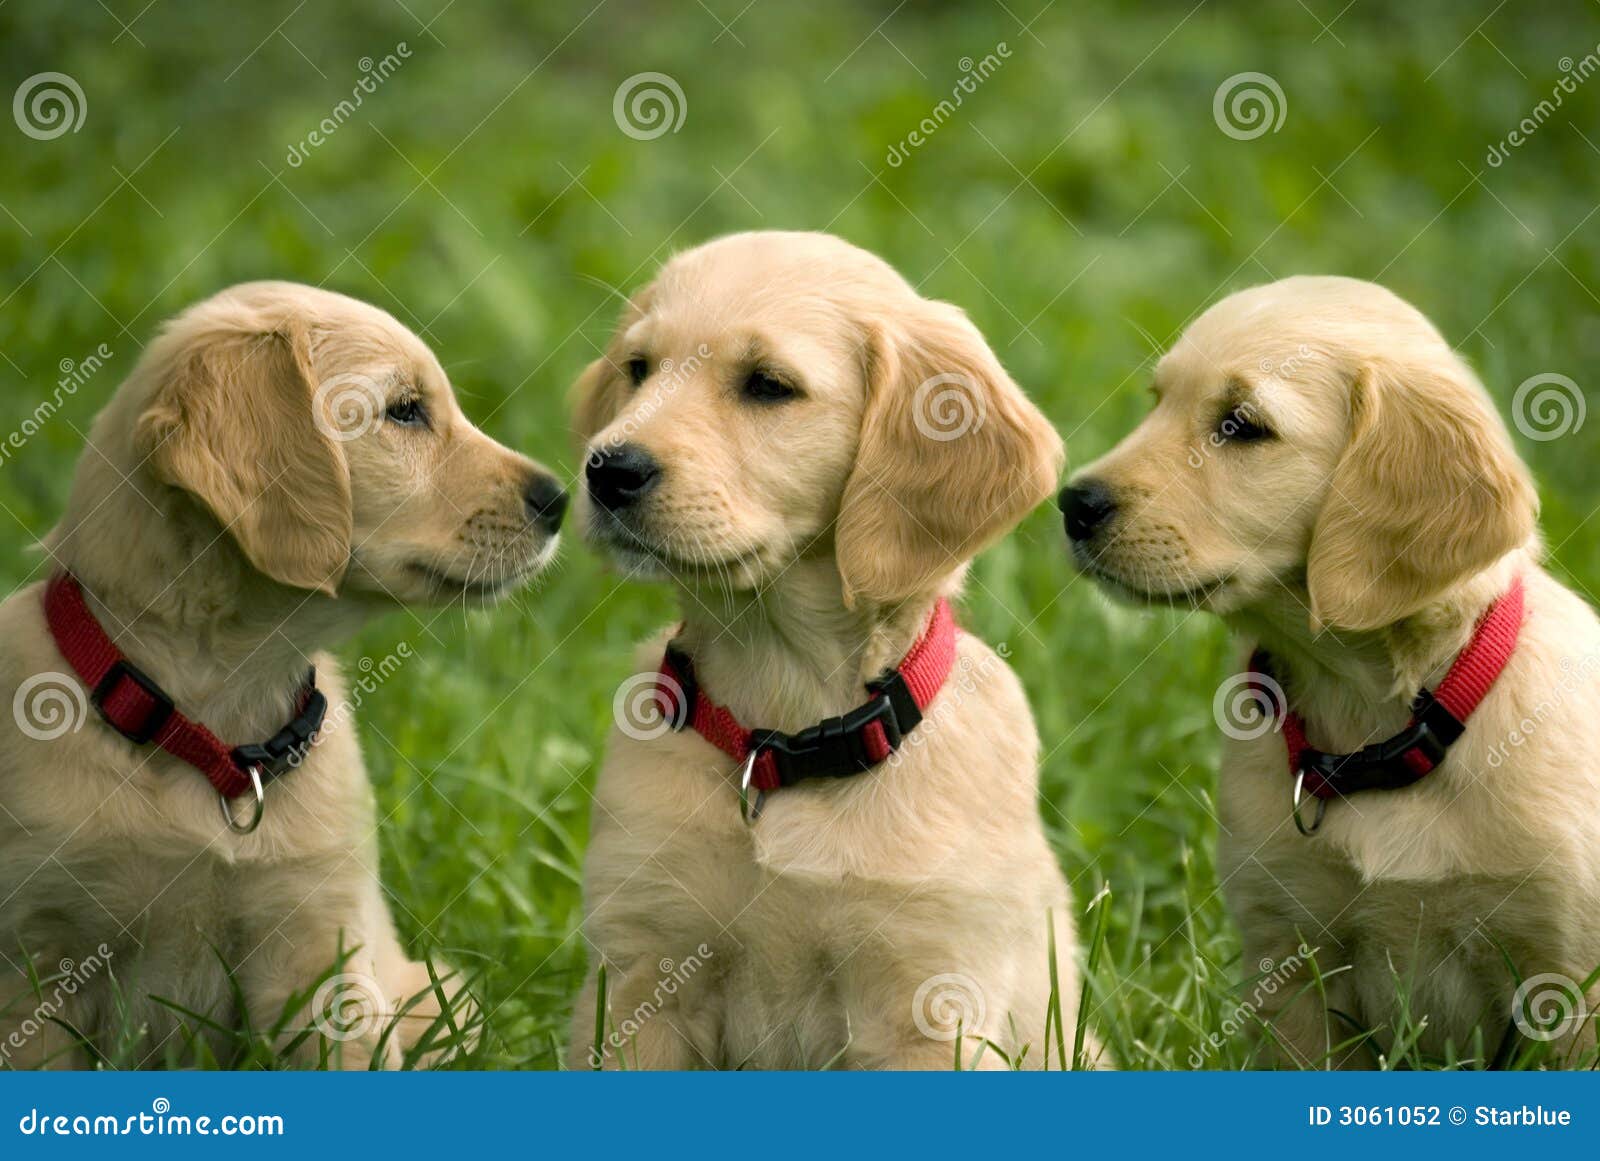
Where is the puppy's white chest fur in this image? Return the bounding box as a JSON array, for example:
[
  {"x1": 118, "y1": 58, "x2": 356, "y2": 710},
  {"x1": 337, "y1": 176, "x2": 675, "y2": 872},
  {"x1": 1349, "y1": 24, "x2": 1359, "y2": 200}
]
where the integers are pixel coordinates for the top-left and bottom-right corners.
[{"x1": 577, "y1": 634, "x2": 1078, "y2": 1070}]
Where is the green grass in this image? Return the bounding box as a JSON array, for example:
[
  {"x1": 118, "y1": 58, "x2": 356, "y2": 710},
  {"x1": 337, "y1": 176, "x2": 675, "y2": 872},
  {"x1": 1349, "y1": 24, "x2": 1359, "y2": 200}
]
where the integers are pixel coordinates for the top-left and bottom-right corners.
[{"x1": 2, "y1": 0, "x2": 1599, "y2": 1068}]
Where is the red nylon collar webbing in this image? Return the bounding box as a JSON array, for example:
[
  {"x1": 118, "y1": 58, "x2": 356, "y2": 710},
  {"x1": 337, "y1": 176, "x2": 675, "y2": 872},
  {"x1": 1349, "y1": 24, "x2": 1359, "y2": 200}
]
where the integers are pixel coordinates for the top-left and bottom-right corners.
[
  {"x1": 42, "y1": 572, "x2": 323, "y2": 800},
  {"x1": 1249, "y1": 575, "x2": 1525, "y2": 802},
  {"x1": 654, "y1": 598, "x2": 959, "y2": 795}
]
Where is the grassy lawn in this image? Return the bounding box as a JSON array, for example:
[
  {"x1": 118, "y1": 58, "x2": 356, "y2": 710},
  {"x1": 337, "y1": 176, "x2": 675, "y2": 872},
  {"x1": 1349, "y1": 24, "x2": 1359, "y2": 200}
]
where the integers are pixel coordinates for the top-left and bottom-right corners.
[{"x1": 2, "y1": 0, "x2": 1598, "y2": 1068}]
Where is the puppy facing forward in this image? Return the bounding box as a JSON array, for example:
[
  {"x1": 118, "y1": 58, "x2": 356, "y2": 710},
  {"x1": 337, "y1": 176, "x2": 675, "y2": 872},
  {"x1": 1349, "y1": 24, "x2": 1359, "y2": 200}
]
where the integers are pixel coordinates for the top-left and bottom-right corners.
[
  {"x1": 569, "y1": 231, "x2": 1090, "y2": 1070},
  {"x1": 1065, "y1": 275, "x2": 1600, "y2": 1067},
  {"x1": 0, "y1": 282, "x2": 565, "y2": 1068}
]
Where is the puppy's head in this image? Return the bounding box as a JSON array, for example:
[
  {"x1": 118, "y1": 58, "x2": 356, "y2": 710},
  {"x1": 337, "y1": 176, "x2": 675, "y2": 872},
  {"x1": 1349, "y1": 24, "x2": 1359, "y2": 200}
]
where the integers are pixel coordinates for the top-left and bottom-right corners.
[
  {"x1": 571, "y1": 231, "x2": 1063, "y2": 605},
  {"x1": 1063, "y1": 276, "x2": 1537, "y2": 631},
  {"x1": 103, "y1": 281, "x2": 564, "y2": 603}
]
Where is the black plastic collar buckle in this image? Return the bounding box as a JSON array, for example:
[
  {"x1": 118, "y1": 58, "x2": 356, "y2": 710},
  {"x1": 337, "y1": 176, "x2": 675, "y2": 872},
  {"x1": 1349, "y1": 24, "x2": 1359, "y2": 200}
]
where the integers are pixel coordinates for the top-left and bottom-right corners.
[
  {"x1": 92, "y1": 659, "x2": 175, "y2": 745},
  {"x1": 1301, "y1": 688, "x2": 1466, "y2": 797},
  {"x1": 749, "y1": 668, "x2": 921, "y2": 788},
  {"x1": 229, "y1": 670, "x2": 327, "y2": 780}
]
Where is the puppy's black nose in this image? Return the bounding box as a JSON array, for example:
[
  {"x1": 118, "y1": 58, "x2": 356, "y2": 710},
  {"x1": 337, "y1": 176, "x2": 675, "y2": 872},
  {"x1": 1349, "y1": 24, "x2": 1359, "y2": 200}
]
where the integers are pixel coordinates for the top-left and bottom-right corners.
[
  {"x1": 1061, "y1": 479, "x2": 1117, "y2": 542},
  {"x1": 586, "y1": 443, "x2": 661, "y2": 511},
  {"x1": 524, "y1": 472, "x2": 568, "y2": 534}
]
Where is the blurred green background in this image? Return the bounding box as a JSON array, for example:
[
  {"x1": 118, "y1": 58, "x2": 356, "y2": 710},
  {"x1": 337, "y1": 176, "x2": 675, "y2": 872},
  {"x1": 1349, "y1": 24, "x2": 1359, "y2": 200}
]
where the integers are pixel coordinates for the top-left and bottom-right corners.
[{"x1": 2, "y1": 0, "x2": 1597, "y2": 1067}]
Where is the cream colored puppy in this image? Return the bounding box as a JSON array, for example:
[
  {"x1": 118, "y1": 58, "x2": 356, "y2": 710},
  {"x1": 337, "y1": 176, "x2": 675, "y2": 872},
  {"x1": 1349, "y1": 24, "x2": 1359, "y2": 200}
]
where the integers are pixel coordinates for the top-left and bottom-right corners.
[
  {"x1": 0, "y1": 282, "x2": 565, "y2": 1069},
  {"x1": 1065, "y1": 275, "x2": 1599, "y2": 1067},
  {"x1": 569, "y1": 231, "x2": 1087, "y2": 1070}
]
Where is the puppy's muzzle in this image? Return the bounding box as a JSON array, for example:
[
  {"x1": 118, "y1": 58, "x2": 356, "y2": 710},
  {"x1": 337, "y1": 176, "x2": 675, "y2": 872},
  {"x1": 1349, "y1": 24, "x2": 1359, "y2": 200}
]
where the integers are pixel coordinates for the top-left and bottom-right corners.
[
  {"x1": 524, "y1": 471, "x2": 569, "y2": 534},
  {"x1": 1060, "y1": 479, "x2": 1117, "y2": 544},
  {"x1": 586, "y1": 443, "x2": 661, "y2": 512}
]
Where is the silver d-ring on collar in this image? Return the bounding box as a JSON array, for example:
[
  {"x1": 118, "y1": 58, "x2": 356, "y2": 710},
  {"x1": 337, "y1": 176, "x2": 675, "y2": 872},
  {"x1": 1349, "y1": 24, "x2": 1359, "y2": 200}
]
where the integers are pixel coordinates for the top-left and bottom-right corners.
[
  {"x1": 220, "y1": 764, "x2": 267, "y2": 836},
  {"x1": 737, "y1": 750, "x2": 765, "y2": 825},
  {"x1": 1292, "y1": 770, "x2": 1327, "y2": 837}
]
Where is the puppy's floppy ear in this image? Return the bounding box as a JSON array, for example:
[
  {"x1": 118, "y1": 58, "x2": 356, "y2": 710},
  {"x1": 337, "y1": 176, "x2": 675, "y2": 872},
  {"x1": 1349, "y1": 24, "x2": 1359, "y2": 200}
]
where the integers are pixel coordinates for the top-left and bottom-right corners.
[
  {"x1": 836, "y1": 301, "x2": 1064, "y2": 606},
  {"x1": 1306, "y1": 356, "x2": 1537, "y2": 632},
  {"x1": 137, "y1": 318, "x2": 353, "y2": 596},
  {"x1": 569, "y1": 356, "x2": 628, "y2": 451}
]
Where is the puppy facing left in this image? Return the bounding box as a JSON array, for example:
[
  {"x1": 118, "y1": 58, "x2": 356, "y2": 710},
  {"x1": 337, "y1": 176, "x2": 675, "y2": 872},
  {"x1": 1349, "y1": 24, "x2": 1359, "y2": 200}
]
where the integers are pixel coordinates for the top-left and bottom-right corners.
[{"x1": 0, "y1": 281, "x2": 565, "y2": 1068}]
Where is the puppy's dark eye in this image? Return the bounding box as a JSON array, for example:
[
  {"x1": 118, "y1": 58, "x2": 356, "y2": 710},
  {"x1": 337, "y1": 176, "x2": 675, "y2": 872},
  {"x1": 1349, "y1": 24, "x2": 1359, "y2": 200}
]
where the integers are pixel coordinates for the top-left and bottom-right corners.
[
  {"x1": 1216, "y1": 405, "x2": 1271, "y2": 444},
  {"x1": 743, "y1": 370, "x2": 795, "y2": 402},
  {"x1": 385, "y1": 398, "x2": 428, "y2": 428},
  {"x1": 626, "y1": 357, "x2": 649, "y2": 386}
]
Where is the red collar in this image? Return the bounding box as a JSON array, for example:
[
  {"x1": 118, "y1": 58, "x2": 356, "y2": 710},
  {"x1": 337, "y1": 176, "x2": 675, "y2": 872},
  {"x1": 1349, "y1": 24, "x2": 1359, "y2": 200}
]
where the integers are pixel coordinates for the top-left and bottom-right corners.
[
  {"x1": 1248, "y1": 575, "x2": 1525, "y2": 833},
  {"x1": 654, "y1": 598, "x2": 959, "y2": 819},
  {"x1": 42, "y1": 572, "x2": 326, "y2": 832}
]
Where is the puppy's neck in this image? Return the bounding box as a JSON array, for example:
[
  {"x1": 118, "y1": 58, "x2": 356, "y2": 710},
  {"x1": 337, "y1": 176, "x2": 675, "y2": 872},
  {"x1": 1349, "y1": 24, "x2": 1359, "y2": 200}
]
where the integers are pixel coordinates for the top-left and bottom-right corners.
[
  {"x1": 49, "y1": 485, "x2": 364, "y2": 741},
  {"x1": 671, "y1": 558, "x2": 946, "y2": 732},
  {"x1": 1228, "y1": 555, "x2": 1524, "y2": 735}
]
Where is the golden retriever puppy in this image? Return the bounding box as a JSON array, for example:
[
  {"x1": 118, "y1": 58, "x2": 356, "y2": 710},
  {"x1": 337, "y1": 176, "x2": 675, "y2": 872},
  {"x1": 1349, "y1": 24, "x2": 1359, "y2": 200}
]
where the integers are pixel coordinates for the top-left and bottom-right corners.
[
  {"x1": 0, "y1": 282, "x2": 565, "y2": 1069},
  {"x1": 568, "y1": 231, "x2": 1088, "y2": 1070},
  {"x1": 1064, "y1": 275, "x2": 1599, "y2": 1067}
]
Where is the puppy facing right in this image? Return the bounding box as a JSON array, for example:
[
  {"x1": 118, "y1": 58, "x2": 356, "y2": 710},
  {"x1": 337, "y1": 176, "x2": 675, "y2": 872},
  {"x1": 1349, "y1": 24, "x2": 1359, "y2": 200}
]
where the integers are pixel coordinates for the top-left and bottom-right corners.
[{"x1": 1064, "y1": 275, "x2": 1600, "y2": 1067}]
